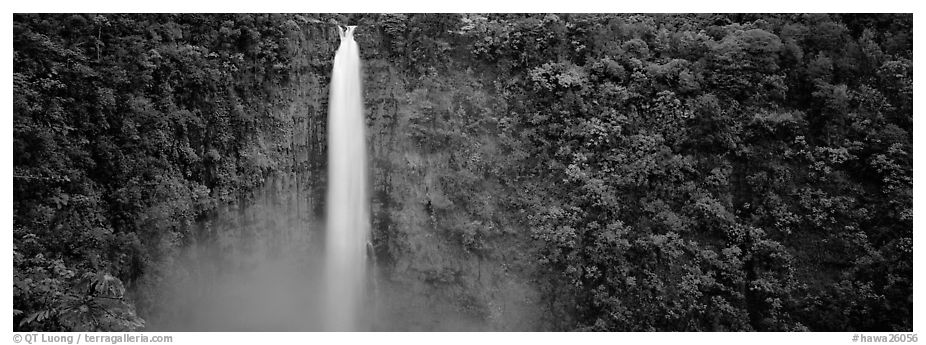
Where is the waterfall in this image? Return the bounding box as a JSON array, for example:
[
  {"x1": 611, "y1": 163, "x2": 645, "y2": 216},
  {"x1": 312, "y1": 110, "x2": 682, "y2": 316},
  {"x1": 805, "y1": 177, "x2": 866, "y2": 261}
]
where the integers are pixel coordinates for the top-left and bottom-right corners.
[{"x1": 324, "y1": 25, "x2": 370, "y2": 331}]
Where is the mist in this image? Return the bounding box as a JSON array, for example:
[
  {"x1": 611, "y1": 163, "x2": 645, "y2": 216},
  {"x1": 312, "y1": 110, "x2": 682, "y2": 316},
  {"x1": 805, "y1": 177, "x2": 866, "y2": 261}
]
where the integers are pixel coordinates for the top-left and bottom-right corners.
[{"x1": 133, "y1": 182, "x2": 532, "y2": 331}]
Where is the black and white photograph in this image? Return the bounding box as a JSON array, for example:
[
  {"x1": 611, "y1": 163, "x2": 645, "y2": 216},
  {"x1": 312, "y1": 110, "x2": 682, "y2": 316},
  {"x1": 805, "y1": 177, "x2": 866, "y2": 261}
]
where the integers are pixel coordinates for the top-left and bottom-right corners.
[{"x1": 8, "y1": 7, "x2": 917, "y2": 340}]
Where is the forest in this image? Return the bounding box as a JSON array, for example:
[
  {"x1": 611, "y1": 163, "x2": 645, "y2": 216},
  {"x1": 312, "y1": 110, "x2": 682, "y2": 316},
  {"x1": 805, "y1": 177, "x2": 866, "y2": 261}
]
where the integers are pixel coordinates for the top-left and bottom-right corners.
[{"x1": 12, "y1": 13, "x2": 912, "y2": 331}]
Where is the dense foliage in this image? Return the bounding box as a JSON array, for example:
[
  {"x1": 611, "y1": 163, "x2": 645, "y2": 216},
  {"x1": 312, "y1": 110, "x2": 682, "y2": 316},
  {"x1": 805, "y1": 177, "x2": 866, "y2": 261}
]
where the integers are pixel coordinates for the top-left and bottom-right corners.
[
  {"x1": 462, "y1": 13, "x2": 912, "y2": 331},
  {"x1": 13, "y1": 13, "x2": 309, "y2": 331},
  {"x1": 13, "y1": 13, "x2": 911, "y2": 331}
]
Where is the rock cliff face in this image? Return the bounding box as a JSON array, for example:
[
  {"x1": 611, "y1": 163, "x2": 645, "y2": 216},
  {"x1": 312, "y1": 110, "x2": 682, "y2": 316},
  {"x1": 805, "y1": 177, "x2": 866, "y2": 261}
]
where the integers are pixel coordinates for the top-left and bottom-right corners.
[
  {"x1": 145, "y1": 15, "x2": 542, "y2": 331},
  {"x1": 355, "y1": 20, "x2": 541, "y2": 330}
]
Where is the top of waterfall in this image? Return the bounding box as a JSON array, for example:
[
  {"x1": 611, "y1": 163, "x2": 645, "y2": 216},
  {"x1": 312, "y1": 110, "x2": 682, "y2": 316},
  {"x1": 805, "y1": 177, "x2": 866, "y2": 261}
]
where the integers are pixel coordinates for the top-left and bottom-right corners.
[{"x1": 337, "y1": 25, "x2": 357, "y2": 39}]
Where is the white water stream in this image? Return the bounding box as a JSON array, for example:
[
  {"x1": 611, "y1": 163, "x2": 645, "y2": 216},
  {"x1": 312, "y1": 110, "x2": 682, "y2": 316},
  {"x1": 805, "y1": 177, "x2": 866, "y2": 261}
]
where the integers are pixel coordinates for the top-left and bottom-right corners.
[{"x1": 324, "y1": 25, "x2": 370, "y2": 331}]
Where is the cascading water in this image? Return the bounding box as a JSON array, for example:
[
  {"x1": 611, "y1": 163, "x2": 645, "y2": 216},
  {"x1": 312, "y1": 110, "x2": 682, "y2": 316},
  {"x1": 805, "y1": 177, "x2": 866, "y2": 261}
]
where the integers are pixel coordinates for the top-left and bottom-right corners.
[{"x1": 324, "y1": 25, "x2": 370, "y2": 331}]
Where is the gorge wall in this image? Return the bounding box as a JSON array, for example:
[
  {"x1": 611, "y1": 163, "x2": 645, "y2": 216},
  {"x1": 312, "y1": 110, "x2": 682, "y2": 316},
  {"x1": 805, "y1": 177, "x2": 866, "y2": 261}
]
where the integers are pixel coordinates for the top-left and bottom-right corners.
[{"x1": 135, "y1": 14, "x2": 543, "y2": 331}]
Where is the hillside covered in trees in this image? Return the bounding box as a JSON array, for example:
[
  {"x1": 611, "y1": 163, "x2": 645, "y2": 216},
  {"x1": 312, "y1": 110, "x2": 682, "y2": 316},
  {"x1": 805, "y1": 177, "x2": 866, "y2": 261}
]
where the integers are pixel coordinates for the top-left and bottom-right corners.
[{"x1": 13, "y1": 13, "x2": 912, "y2": 331}]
